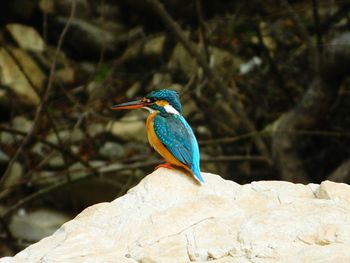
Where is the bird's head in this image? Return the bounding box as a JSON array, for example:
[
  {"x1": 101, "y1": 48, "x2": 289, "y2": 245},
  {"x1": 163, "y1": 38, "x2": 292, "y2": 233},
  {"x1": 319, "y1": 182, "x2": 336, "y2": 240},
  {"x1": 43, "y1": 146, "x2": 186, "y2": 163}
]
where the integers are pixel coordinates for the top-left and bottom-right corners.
[{"x1": 111, "y1": 89, "x2": 182, "y2": 115}]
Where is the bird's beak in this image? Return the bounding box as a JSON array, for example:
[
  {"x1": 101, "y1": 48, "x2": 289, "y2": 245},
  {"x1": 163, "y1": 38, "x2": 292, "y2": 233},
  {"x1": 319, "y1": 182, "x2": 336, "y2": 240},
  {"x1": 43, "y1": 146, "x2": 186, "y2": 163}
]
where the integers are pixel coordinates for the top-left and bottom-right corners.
[{"x1": 110, "y1": 100, "x2": 145, "y2": 110}]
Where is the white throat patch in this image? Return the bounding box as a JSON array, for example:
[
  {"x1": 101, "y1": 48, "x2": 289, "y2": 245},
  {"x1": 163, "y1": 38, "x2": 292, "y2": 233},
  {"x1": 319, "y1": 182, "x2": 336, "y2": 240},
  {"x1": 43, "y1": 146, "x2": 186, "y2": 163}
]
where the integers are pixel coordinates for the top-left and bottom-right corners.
[{"x1": 164, "y1": 104, "x2": 180, "y2": 115}]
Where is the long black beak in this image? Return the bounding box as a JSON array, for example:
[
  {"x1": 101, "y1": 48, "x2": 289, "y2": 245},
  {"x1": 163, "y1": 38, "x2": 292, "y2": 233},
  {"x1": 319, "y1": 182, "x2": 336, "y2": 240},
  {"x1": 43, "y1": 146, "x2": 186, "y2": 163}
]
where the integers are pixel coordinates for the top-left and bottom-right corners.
[{"x1": 110, "y1": 100, "x2": 145, "y2": 110}]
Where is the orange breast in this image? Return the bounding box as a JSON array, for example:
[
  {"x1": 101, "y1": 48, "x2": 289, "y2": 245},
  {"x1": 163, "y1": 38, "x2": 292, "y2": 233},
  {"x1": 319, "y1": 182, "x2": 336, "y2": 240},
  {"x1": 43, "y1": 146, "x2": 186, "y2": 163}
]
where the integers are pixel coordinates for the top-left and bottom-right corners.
[{"x1": 146, "y1": 112, "x2": 192, "y2": 173}]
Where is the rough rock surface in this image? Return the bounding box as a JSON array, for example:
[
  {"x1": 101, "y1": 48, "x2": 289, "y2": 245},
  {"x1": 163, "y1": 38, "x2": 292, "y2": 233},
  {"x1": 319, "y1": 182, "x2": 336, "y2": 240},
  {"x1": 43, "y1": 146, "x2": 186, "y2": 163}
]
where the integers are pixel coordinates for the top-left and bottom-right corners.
[{"x1": 2, "y1": 169, "x2": 350, "y2": 263}]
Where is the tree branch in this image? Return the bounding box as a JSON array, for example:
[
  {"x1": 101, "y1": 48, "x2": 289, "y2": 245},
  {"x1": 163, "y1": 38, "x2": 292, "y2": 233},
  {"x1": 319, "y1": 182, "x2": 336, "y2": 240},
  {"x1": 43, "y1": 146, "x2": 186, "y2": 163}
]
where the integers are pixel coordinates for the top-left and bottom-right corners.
[{"x1": 0, "y1": 126, "x2": 98, "y2": 182}]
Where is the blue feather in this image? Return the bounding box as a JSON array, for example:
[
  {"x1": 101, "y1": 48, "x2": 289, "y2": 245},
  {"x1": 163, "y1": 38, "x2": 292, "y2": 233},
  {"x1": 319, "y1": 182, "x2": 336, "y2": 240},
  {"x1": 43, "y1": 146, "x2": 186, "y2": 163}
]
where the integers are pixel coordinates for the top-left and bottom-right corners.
[
  {"x1": 154, "y1": 114, "x2": 204, "y2": 183},
  {"x1": 146, "y1": 90, "x2": 182, "y2": 113}
]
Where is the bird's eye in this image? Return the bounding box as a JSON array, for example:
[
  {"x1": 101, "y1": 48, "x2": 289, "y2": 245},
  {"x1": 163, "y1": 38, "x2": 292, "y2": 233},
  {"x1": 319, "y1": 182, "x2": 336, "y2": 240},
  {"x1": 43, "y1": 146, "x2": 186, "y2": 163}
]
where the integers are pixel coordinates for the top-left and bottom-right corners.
[{"x1": 145, "y1": 98, "x2": 156, "y2": 103}]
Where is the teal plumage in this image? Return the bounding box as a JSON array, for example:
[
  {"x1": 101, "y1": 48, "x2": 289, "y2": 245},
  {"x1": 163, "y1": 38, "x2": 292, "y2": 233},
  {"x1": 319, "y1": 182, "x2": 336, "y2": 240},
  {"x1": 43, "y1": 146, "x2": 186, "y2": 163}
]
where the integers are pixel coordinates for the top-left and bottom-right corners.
[
  {"x1": 153, "y1": 113, "x2": 204, "y2": 183},
  {"x1": 146, "y1": 90, "x2": 182, "y2": 113},
  {"x1": 111, "y1": 89, "x2": 204, "y2": 184}
]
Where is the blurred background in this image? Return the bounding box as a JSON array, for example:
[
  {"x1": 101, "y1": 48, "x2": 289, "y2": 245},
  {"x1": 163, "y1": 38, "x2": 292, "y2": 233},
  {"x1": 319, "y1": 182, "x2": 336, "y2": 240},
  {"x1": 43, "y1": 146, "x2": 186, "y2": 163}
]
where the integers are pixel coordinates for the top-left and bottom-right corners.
[{"x1": 0, "y1": 0, "x2": 350, "y2": 256}]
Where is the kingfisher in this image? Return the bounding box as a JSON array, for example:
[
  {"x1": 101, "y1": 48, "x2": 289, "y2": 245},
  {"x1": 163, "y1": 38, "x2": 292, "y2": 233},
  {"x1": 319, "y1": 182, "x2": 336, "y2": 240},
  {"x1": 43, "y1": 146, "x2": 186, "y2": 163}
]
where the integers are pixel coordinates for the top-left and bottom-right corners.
[{"x1": 110, "y1": 89, "x2": 204, "y2": 184}]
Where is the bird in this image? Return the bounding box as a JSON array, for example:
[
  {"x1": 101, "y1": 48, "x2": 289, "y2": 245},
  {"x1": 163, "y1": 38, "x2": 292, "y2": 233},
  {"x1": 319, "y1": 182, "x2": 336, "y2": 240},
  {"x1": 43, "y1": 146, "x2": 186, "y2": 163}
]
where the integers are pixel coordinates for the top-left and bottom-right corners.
[{"x1": 110, "y1": 89, "x2": 204, "y2": 184}]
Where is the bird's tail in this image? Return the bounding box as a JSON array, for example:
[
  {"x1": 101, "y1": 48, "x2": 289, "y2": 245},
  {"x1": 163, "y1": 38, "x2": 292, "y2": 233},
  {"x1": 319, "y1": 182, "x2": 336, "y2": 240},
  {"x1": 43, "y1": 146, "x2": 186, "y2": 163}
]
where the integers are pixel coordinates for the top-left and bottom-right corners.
[{"x1": 192, "y1": 165, "x2": 205, "y2": 184}]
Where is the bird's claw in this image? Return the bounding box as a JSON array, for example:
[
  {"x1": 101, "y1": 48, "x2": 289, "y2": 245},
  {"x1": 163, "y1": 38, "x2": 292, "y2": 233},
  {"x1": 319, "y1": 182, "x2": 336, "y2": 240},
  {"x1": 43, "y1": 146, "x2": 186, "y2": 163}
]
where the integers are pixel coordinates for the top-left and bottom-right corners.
[{"x1": 155, "y1": 163, "x2": 174, "y2": 170}]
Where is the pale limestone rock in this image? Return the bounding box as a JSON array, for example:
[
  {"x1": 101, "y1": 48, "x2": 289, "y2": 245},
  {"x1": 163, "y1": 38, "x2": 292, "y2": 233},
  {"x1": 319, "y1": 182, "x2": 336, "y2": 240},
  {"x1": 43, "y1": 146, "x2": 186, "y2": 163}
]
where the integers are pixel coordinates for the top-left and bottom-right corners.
[
  {"x1": 1, "y1": 170, "x2": 350, "y2": 263},
  {"x1": 316, "y1": 180, "x2": 350, "y2": 204},
  {"x1": 106, "y1": 111, "x2": 148, "y2": 143},
  {"x1": 5, "y1": 24, "x2": 45, "y2": 52},
  {"x1": 0, "y1": 48, "x2": 45, "y2": 106}
]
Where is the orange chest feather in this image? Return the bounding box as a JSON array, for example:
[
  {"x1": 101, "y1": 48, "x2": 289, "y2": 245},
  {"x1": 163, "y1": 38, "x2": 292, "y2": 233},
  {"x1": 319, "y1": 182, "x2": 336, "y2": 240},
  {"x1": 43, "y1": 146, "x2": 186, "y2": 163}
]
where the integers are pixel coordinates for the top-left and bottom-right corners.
[{"x1": 146, "y1": 112, "x2": 188, "y2": 169}]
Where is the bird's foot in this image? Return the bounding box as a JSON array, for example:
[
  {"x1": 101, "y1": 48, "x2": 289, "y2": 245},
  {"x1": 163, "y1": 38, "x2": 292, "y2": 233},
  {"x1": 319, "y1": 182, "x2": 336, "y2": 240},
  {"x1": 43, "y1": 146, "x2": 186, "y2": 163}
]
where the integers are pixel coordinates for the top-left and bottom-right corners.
[{"x1": 155, "y1": 163, "x2": 174, "y2": 170}]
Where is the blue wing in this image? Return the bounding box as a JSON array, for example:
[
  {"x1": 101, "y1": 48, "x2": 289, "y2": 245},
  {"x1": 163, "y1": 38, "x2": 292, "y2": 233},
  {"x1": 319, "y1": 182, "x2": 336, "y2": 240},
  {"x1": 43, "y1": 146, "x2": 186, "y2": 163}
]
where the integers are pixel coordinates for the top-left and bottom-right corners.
[{"x1": 153, "y1": 114, "x2": 204, "y2": 183}]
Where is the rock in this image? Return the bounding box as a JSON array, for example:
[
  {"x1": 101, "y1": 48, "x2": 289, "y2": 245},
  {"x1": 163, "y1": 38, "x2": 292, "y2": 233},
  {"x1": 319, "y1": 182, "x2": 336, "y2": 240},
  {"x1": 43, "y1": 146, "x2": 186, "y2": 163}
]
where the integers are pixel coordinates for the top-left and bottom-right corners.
[
  {"x1": 107, "y1": 111, "x2": 148, "y2": 143},
  {"x1": 31, "y1": 142, "x2": 47, "y2": 157},
  {"x1": 12, "y1": 116, "x2": 32, "y2": 134},
  {"x1": 98, "y1": 142, "x2": 125, "y2": 159},
  {"x1": 258, "y1": 22, "x2": 277, "y2": 52},
  {"x1": 169, "y1": 43, "x2": 242, "y2": 78},
  {"x1": 209, "y1": 46, "x2": 242, "y2": 72},
  {"x1": 47, "y1": 153, "x2": 65, "y2": 168},
  {"x1": 86, "y1": 81, "x2": 110, "y2": 101},
  {"x1": 55, "y1": 67, "x2": 75, "y2": 84},
  {"x1": 5, "y1": 24, "x2": 45, "y2": 52},
  {"x1": 32, "y1": 170, "x2": 57, "y2": 186},
  {"x1": 0, "y1": 131, "x2": 14, "y2": 145},
  {"x1": 3, "y1": 170, "x2": 350, "y2": 262},
  {"x1": 317, "y1": 180, "x2": 350, "y2": 204},
  {"x1": 0, "y1": 150, "x2": 9, "y2": 163},
  {"x1": 120, "y1": 34, "x2": 166, "y2": 65},
  {"x1": 2, "y1": 162, "x2": 23, "y2": 189},
  {"x1": 25, "y1": 44, "x2": 75, "y2": 86},
  {"x1": 0, "y1": 47, "x2": 45, "y2": 106},
  {"x1": 86, "y1": 123, "x2": 104, "y2": 137},
  {"x1": 79, "y1": 61, "x2": 96, "y2": 76},
  {"x1": 51, "y1": 17, "x2": 127, "y2": 59},
  {"x1": 143, "y1": 35, "x2": 166, "y2": 57},
  {"x1": 8, "y1": 209, "x2": 70, "y2": 242},
  {"x1": 169, "y1": 41, "x2": 198, "y2": 77},
  {"x1": 45, "y1": 129, "x2": 84, "y2": 144}
]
